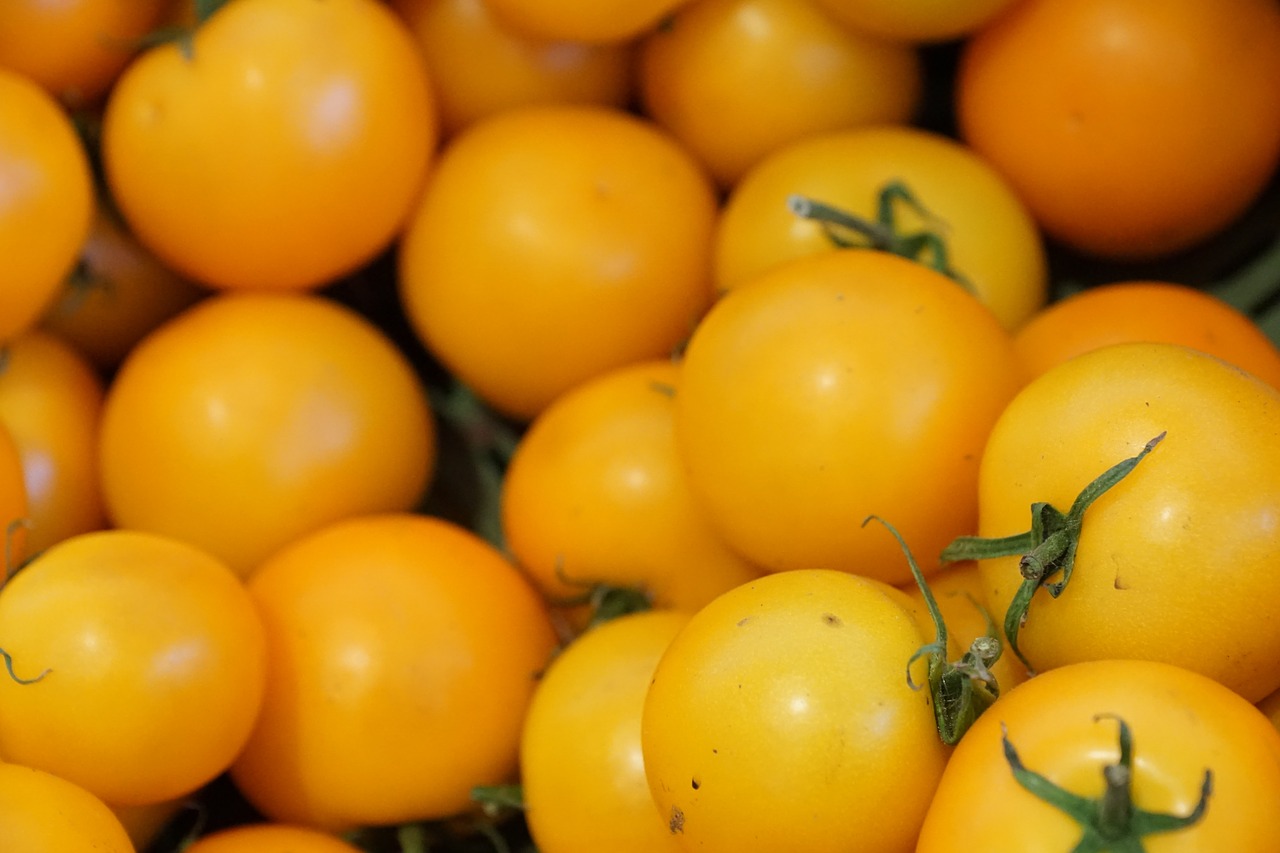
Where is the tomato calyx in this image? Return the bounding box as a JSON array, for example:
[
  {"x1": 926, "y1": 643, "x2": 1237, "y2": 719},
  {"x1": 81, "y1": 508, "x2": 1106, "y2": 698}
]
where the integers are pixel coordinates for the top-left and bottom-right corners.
[
  {"x1": 865, "y1": 516, "x2": 1000, "y2": 746},
  {"x1": 940, "y1": 433, "x2": 1165, "y2": 674},
  {"x1": 786, "y1": 182, "x2": 972, "y2": 290},
  {"x1": 1002, "y1": 714, "x2": 1212, "y2": 852}
]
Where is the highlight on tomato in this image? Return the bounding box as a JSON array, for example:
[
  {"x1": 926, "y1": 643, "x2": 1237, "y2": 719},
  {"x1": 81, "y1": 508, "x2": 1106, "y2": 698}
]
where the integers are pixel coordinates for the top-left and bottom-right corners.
[
  {"x1": 0, "y1": 329, "x2": 106, "y2": 555},
  {"x1": 97, "y1": 292, "x2": 436, "y2": 578},
  {"x1": 230, "y1": 513, "x2": 558, "y2": 832},
  {"x1": 391, "y1": 0, "x2": 636, "y2": 139},
  {"x1": 641, "y1": 568, "x2": 950, "y2": 852},
  {"x1": 501, "y1": 358, "x2": 763, "y2": 623},
  {"x1": 0, "y1": 529, "x2": 268, "y2": 808},
  {"x1": 956, "y1": 0, "x2": 1280, "y2": 260},
  {"x1": 101, "y1": 0, "x2": 439, "y2": 292},
  {"x1": 917, "y1": 659, "x2": 1280, "y2": 851},
  {"x1": 0, "y1": 66, "x2": 94, "y2": 345},
  {"x1": 1011, "y1": 280, "x2": 1280, "y2": 388},
  {"x1": 949, "y1": 342, "x2": 1280, "y2": 702},
  {"x1": 636, "y1": 0, "x2": 924, "y2": 189},
  {"x1": 712, "y1": 123, "x2": 1048, "y2": 330},
  {"x1": 521, "y1": 610, "x2": 691, "y2": 853},
  {"x1": 674, "y1": 249, "x2": 1022, "y2": 585},
  {"x1": 398, "y1": 103, "x2": 718, "y2": 421}
]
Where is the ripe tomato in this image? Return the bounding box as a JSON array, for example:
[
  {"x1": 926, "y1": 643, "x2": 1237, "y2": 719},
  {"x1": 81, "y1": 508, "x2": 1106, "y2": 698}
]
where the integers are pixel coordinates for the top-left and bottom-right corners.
[
  {"x1": 483, "y1": 0, "x2": 694, "y2": 43},
  {"x1": 41, "y1": 204, "x2": 206, "y2": 371},
  {"x1": 810, "y1": 0, "x2": 1024, "y2": 42},
  {"x1": 102, "y1": 0, "x2": 438, "y2": 291},
  {"x1": 0, "y1": 529, "x2": 267, "y2": 807},
  {"x1": 391, "y1": 0, "x2": 635, "y2": 138},
  {"x1": 0, "y1": 762, "x2": 133, "y2": 852},
  {"x1": 956, "y1": 0, "x2": 1280, "y2": 260},
  {"x1": 97, "y1": 292, "x2": 435, "y2": 578},
  {"x1": 522, "y1": 610, "x2": 690, "y2": 853},
  {"x1": 642, "y1": 569, "x2": 949, "y2": 852},
  {"x1": 637, "y1": 0, "x2": 922, "y2": 188},
  {"x1": 0, "y1": 330, "x2": 106, "y2": 555},
  {"x1": 0, "y1": 421, "x2": 29, "y2": 571},
  {"x1": 675, "y1": 250, "x2": 1021, "y2": 584},
  {"x1": 230, "y1": 513, "x2": 558, "y2": 831},
  {"x1": 0, "y1": 0, "x2": 170, "y2": 107},
  {"x1": 501, "y1": 359, "x2": 762, "y2": 620},
  {"x1": 184, "y1": 823, "x2": 364, "y2": 853},
  {"x1": 918, "y1": 659, "x2": 1280, "y2": 851},
  {"x1": 1012, "y1": 280, "x2": 1280, "y2": 388},
  {"x1": 713, "y1": 124, "x2": 1048, "y2": 330},
  {"x1": 0, "y1": 68, "x2": 94, "y2": 344},
  {"x1": 398, "y1": 104, "x2": 718, "y2": 421},
  {"x1": 971, "y1": 342, "x2": 1280, "y2": 702}
]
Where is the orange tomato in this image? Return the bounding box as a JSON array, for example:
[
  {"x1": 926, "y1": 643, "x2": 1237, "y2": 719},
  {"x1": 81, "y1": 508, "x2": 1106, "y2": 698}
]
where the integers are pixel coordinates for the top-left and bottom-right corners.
[
  {"x1": 0, "y1": 763, "x2": 133, "y2": 852},
  {"x1": 501, "y1": 359, "x2": 763, "y2": 617},
  {"x1": 0, "y1": 529, "x2": 268, "y2": 807},
  {"x1": 231, "y1": 513, "x2": 558, "y2": 831},
  {"x1": 97, "y1": 292, "x2": 436, "y2": 577},
  {"x1": 102, "y1": 0, "x2": 438, "y2": 291},
  {"x1": 0, "y1": 0, "x2": 170, "y2": 107},
  {"x1": 957, "y1": 0, "x2": 1280, "y2": 260},
  {"x1": 637, "y1": 0, "x2": 922, "y2": 188},
  {"x1": 185, "y1": 823, "x2": 365, "y2": 853},
  {"x1": 398, "y1": 104, "x2": 718, "y2": 420},
  {"x1": 1012, "y1": 280, "x2": 1280, "y2": 388},
  {"x1": 391, "y1": 0, "x2": 635, "y2": 138},
  {"x1": 675, "y1": 250, "x2": 1021, "y2": 584},
  {"x1": 41, "y1": 204, "x2": 206, "y2": 371},
  {"x1": 0, "y1": 68, "x2": 94, "y2": 344},
  {"x1": 483, "y1": 0, "x2": 695, "y2": 43},
  {"x1": 810, "y1": 0, "x2": 1025, "y2": 42},
  {"x1": 0, "y1": 421, "x2": 29, "y2": 571},
  {"x1": 713, "y1": 124, "x2": 1048, "y2": 330},
  {"x1": 0, "y1": 329, "x2": 106, "y2": 555}
]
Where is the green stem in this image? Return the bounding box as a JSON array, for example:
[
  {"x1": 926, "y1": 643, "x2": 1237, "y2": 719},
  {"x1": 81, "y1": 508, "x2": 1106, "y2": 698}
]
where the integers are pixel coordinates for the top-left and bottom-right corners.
[{"x1": 1207, "y1": 229, "x2": 1280, "y2": 314}]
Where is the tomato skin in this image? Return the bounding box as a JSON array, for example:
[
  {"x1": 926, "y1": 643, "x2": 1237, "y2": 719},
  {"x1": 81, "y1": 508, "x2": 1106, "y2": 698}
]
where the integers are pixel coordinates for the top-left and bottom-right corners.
[
  {"x1": 41, "y1": 204, "x2": 206, "y2": 371},
  {"x1": 957, "y1": 0, "x2": 1280, "y2": 260},
  {"x1": 641, "y1": 569, "x2": 948, "y2": 852},
  {"x1": 522, "y1": 610, "x2": 690, "y2": 853},
  {"x1": 501, "y1": 359, "x2": 762, "y2": 618},
  {"x1": 185, "y1": 823, "x2": 365, "y2": 853},
  {"x1": 0, "y1": 762, "x2": 134, "y2": 852},
  {"x1": 398, "y1": 104, "x2": 718, "y2": 421},
  {"x1": 0, "y1": 330, "x2": 106, "y2": 554},
  {"x1": 1011, "y1": 280, "x2": 1280, "y2": 389},
  {"x1": 810, "y1": 0, "x2": 1024, "y2": 42},
  {"x1": 0, "y1": 529, "x2": 268, "y2": 807},
  {"x1": 918, "y1": 659, "x2": 1280, "y2": 851},
  {"x1": 0, "y1": 0, "x2": 170, "y2": 107},
  {"x1": 231, "y1": 513, "x2": 558, "y2": 831},
  {"x1": 975, "y1": 342, "x2": 1280, "y2": 702},
  {"x1": 713, "y1": 124, "x2": 1048, "y2": 330},
  {"x1": 483, "y1": 0, "x2": 694, "y2": 43},
  {"x1": 97, "y1": 292, "x2": 435, "y2": 578},
  {"x1": 391, "y1": 0, "x2": 635, "y2": 138},
  {"x1": 675, "y1": 250, "x2": 1021, "y2": 584},
  {"x1": 102, "y1": 0, "x2": 437, "y2": 291},
  {"x1": 0, "y1": 68, "x2": 94, "y2": 344},
  {"x1": 637, "y1": 0, "x2": 923, "y2": 188}
]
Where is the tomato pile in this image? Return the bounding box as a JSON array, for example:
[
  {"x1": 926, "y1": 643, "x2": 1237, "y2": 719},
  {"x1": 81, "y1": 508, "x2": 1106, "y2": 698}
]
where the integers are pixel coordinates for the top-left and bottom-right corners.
[{"x1": 3, "y1": 0, "x2": 1280, "y2": 851}]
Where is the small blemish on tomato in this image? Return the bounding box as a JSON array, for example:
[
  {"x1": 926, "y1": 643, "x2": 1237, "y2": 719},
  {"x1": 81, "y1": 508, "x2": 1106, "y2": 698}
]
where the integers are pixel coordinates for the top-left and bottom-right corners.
[
  {"x1": 737, "y1": 616, "x2": 752, "y2": 627},
  {"x1": 691, "y1": 777, "x2": 701, "y2": 790},
  {"x1": 822, "y1": 612, "x2": 843, "y2": 627},
  {"x1": 669, "y1": 805, "x2": 685, "y2": 834}
]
